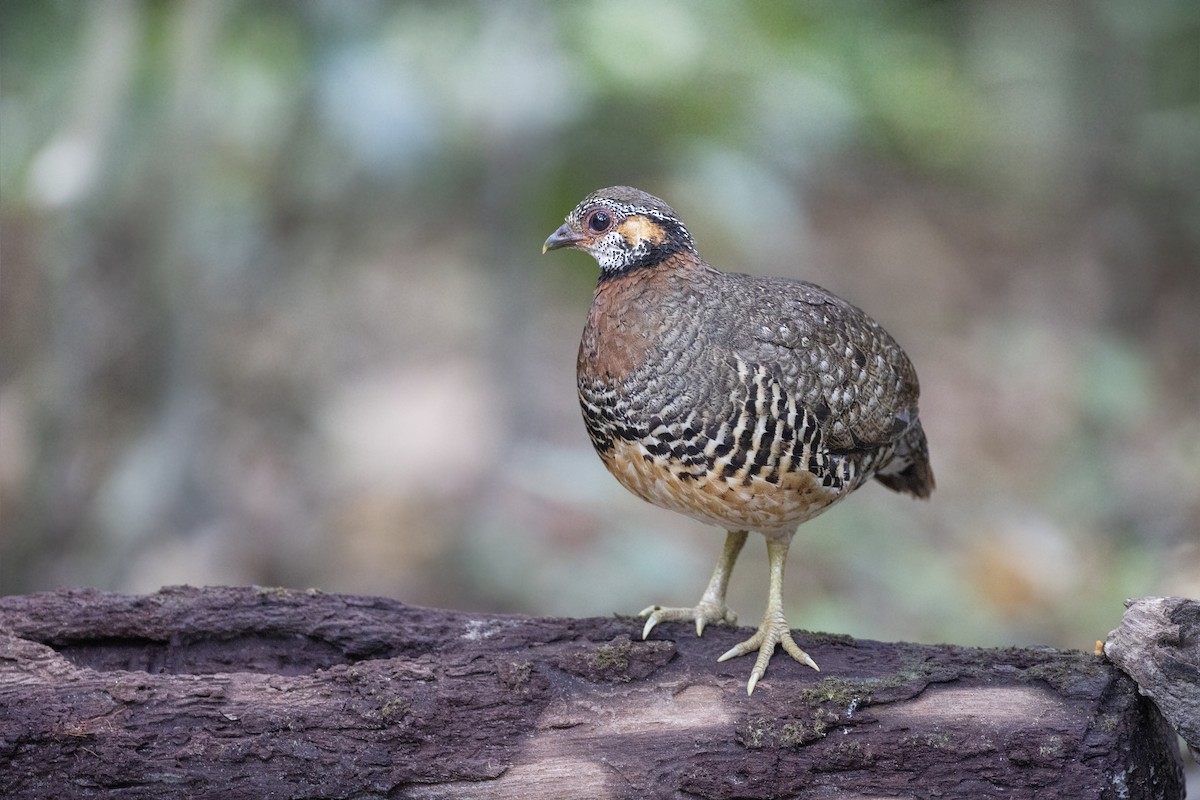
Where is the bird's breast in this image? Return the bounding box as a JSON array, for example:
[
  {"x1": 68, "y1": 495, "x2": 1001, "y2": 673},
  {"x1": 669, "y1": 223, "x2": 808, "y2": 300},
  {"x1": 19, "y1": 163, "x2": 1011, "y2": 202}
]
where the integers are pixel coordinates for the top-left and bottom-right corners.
[
  {"x1": 577, "y1": 268, "x2": 675, "y2": 384},
  {"x1": 578, "y1": 335, "x2": 846, "y2": 532}
]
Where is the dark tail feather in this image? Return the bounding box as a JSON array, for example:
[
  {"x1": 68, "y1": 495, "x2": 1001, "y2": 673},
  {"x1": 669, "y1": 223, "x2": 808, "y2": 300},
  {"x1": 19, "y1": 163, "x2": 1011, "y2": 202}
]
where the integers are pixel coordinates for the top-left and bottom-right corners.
[{"x1": 874, "y1": 422, "x2": 935, "y2": 499}]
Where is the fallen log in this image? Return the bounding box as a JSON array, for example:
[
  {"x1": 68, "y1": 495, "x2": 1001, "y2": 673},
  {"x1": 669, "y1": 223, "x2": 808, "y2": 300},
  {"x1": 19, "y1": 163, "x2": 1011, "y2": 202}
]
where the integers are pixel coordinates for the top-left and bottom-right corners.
[{"x1": 0, "y1": 586, "x2": 1185, "y2": 799}]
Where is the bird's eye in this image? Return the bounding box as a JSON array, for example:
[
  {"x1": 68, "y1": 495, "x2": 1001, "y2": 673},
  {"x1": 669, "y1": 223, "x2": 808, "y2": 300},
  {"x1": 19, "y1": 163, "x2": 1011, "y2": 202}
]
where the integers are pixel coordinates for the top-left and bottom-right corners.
[{"x1": 586, "y1": 210, "x2": 612, "y2": 233}]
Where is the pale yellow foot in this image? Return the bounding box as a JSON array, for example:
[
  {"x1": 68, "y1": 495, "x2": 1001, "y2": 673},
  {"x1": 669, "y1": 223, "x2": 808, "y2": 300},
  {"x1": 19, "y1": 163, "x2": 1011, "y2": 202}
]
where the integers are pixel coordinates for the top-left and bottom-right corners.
[
  {"x1": 717, "y1": 532, "x2": 819, "y2": 695},
  {"x1": 639, "y1": 600, "x2": 738, "y2": 639},
  {"x1": 638, "y1": 530, "x2": 748, "y2": 640},
  {"x1": 717, "y1": 608, "x2": 819, "y2": 695}
]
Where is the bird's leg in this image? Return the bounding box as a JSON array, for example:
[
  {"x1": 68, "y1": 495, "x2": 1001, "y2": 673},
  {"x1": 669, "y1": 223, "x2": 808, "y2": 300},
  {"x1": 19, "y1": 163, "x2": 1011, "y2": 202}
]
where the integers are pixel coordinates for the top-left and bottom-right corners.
[
  {"x1": 641, "y1": 529, "x2": 748, "y2": 639},
  {"x1": 718, "y1": 531, "x2": 819, "y2": 695}
]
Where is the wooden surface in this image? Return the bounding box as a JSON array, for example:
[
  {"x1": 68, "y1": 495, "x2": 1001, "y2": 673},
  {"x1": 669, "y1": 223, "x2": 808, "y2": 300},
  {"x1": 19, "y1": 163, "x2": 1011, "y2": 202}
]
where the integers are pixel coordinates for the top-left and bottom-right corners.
[
  {"x1": 1105, "y1": 596, "x2": 1200, "y2": 756},
  {"x1": 0, "y1": 586, "x2": 1185, "y2": 799}
]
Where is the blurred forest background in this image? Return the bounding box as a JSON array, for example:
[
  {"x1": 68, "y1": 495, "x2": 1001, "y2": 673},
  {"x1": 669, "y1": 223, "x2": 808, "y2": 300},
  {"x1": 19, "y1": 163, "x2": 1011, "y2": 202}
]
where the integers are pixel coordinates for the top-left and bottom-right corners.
[{"x1": 2, "y1": 0, "x2": 1198, "y2": 659}]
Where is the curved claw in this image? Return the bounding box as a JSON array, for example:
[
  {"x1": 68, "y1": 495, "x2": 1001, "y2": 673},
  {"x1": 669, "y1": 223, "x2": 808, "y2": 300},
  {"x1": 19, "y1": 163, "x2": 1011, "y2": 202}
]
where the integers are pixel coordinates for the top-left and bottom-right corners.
[
  {"x1": 639, "y1": 606, "x2": 661, "y2": 640},
  {"x1": 782, "y1": 633, "x2": 820, "y2": 671}
]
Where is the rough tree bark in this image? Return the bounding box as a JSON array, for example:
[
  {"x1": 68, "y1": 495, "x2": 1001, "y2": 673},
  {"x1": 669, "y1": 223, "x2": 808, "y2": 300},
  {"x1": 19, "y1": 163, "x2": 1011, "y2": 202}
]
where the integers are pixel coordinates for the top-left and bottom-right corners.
[
  {"x1": 1104, "y1": 596, "x2": 1200, "y2": 758},
  {"x1": 0, "y1": 586, "x2": 1185, "y2": 799}
]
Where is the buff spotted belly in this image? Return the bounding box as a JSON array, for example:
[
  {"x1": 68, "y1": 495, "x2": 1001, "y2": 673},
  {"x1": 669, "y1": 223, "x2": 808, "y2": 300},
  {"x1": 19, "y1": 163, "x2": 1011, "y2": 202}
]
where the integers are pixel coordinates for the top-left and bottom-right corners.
[{"x1": 602, "y1": 438, "x2": 842, "y2": 533}]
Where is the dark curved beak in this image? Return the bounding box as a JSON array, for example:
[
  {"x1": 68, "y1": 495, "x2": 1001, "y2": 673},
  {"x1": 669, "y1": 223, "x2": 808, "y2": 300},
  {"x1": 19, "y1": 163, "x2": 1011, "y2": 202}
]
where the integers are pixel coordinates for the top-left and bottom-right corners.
[{"x1": 542, "y1": 223, "x2": 585, "y2": 254}]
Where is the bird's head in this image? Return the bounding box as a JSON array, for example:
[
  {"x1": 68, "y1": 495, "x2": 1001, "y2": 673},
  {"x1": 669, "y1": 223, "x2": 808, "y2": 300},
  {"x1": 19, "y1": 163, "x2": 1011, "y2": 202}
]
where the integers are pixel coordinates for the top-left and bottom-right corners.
[{"x1": 543, "y1": 186, "x2": 696, "y2": 276}]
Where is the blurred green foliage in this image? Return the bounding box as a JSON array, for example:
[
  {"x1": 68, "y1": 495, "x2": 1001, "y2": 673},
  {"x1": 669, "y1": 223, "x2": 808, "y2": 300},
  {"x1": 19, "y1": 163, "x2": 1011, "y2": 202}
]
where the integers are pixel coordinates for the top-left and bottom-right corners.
[{"x1": 1, "y1": 0, "x2": 1198, "y2": 662}]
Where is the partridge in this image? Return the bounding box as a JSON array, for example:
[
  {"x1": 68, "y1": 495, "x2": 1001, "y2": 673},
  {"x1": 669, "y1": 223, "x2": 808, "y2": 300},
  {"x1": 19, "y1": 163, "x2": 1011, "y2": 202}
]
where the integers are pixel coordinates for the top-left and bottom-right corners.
[{"x1": 543, "y1": 186, "x2": 934, "y2": 694}]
